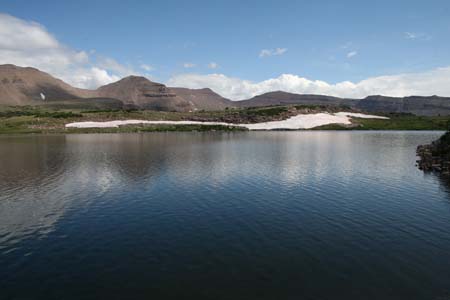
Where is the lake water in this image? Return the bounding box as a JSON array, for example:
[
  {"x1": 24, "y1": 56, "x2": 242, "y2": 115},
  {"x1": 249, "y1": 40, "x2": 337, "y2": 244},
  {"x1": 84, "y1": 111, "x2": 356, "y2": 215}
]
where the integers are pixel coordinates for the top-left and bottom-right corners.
[{"x1": 1, "y1": 132, "x2": 450, "y2": 300}]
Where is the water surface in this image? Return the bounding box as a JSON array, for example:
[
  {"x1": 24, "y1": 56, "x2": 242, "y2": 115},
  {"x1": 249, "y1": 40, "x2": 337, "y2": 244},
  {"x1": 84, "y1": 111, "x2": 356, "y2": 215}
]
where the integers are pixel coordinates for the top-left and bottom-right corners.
[{"x1": 1, "y1": 132, "x2": 450, "y2": 300}]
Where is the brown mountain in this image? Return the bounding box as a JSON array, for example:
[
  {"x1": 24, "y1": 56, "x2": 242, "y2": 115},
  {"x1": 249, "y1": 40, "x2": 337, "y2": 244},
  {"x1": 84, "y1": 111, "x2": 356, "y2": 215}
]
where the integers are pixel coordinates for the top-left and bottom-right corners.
[
  {"x1": 170, "y1": 87, "x2": 235, "y2": 111},
  {"x1": 2, "y1": 64, "x2": 450, "y2": 115},
  {"x1": 355, "y1": 95, "x2": 450, "y2": 116},
  {"x1": 236, "y1": 91, "x2": 450, "y2": 116},
  {"x1": 236, "y1": 91, "x2": 357, "y2": 108},
  {"x1": 0, "y1": 64, "x2": 95, "y2": 105},
  {"x1": 0, "y1": 64, "x2": 233, "y2": 111},
  {"x1": 96, "y1": 76, "x2": 193, "y2": 111}
]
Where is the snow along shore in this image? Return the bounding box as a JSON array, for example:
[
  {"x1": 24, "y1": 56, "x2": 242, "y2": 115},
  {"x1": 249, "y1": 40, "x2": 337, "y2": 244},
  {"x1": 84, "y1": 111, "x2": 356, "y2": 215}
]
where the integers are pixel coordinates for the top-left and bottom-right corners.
[{"x1": 65, "y1": 112, "x2": 389, "y2": 131}]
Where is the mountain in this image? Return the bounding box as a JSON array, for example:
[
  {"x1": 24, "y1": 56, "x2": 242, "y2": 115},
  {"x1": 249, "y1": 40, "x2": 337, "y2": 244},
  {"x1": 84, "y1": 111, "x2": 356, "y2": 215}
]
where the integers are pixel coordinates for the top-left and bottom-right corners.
[
  {"x1": 170, "y1": 87, "x2": 235, "y2": 111},
  {"x1": 355, "y1": 95, "x2": 450, "y2": 116},
  {"x1": 0, "y1": 64, "x2": 233, "y2": 111},
  {"x1": 2, "y1": 64, "x2": 450, "y2": 115},
  {"x1": 0, "y1": 64, "x2": 95, "y2": 105},
  {"x1": 236, "y1": 91, "x2": 357, "y2": 108},
  {"x1": 96, "y1": 76, "x2": 193, "y2": 111},
  {"x1": 236, "y1": 92, "x2": 450, "y2": 116}
]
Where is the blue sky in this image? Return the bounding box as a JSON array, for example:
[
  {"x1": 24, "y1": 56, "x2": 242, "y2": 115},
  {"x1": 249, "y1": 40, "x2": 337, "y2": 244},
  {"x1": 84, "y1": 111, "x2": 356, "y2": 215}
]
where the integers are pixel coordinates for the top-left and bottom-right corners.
[{"x1": 1, "y1": 0, "x2": 450, "y2": 99}]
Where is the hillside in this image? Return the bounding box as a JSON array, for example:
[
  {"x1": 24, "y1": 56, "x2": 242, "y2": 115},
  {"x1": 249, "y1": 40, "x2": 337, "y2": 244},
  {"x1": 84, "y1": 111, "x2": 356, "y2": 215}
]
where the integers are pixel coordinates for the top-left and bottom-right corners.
[
  {"x1": 236, "y1": 91, "x2": 357, "y2": 108},
  {"x1": 0, "y1": 64, "x2": 96, "y2": 105},
  {"x1": 355, "y1": 95, "x2": 450, "y2": 116},
  {"x1": 170, "y1": 87, "x2": 235, "y2": 111}
]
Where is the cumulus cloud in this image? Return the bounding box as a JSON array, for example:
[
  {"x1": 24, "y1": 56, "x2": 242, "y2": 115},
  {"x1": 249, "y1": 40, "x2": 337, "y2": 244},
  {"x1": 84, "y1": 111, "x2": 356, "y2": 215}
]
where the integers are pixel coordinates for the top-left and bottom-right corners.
[
  {"x1": 207, "y1": 62, "x2": 219, "y2": 69},
  {"x1": 259, "y1": 48, "x2": 287, "y2": 58},
  {"x1": 0, "y1": 13, "x2": 137, "y2": 89},
  {"x1": 167, "y1": 67, "x2": 450, "y2": 100},
  {"x1": 183, "y1": 62, "x2": 196, "y2": 68},
  {"x1": 347, "y1": 51, "x2": 357, "y2": 58}
]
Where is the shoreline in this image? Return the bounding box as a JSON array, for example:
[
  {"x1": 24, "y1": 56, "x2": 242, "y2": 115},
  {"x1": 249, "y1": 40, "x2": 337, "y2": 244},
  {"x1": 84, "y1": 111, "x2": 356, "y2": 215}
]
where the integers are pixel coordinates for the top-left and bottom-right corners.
[{"x1": 2, "y1": 106, "x2": 450, "y2": 134}]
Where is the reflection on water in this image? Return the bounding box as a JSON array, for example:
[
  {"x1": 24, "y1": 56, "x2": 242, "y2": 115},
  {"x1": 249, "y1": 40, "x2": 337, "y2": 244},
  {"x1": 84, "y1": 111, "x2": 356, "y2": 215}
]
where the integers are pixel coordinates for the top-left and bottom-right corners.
[{"x1": 1, "y1": 132, "x2": 450, "y2": 300}]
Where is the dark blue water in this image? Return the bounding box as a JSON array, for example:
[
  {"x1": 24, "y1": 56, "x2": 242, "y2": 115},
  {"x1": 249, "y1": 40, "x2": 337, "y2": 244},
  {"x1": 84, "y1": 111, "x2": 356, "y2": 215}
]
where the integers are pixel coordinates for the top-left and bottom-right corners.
[{"x1": 1, "y1": 132, "x2": 450, "y2": 300}]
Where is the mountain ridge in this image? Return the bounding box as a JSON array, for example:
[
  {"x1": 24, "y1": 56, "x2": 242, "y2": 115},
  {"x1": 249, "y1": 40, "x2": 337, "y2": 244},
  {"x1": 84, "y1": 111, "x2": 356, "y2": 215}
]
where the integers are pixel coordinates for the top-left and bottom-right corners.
[{"x1": 1, "y1": 64, "x2": 450, "y2": 115}]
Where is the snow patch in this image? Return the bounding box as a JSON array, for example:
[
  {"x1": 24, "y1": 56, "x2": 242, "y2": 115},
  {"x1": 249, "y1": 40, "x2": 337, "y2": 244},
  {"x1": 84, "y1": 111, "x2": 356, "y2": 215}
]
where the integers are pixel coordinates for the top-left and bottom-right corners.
[{"x1": 65, "y1": 112, "x2": 389, "y2": 130}]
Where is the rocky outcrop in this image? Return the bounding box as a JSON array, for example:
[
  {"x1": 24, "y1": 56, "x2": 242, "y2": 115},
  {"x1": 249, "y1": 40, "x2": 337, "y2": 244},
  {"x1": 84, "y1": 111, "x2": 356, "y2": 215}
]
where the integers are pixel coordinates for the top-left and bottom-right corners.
[{"x1": 417, "y1": 132, "x2": 450, "y2": 174}]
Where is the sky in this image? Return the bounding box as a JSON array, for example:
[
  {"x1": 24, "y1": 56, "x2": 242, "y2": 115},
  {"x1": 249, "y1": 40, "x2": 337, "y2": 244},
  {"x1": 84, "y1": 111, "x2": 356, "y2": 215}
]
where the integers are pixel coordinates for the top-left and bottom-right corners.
[{"x1": 1, "y1": 0, "x2": 450, "y2": 100}]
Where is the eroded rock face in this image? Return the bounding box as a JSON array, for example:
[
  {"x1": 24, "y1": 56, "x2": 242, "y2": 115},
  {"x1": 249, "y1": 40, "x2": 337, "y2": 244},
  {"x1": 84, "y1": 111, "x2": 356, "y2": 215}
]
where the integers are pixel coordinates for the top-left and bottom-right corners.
[{"x1": 96, "y1": 76, "x2": 192, "y2": 111}]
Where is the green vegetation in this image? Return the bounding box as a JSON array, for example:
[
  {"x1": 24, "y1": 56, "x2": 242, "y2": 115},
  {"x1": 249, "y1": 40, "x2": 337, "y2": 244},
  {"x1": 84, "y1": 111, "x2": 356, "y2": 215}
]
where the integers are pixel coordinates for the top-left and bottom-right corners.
[
  {"x1": 353, "y1": 114, "x2": 450, "y2": 130},
  {"x1": 312, "y1": 113, "x2": 450, "y2": 130},
  {"x1": 244, "y1": 106, "x2": 288, "y2": 116},
  {"x1": 0, "y1": 110, "x2": 82, "y2": 118},
  {"x1": 0, "y1": 105, "x2": 449, "y2": 134},
  {"x1": 66, "y1": 124, "x2": 247, "y2": 134}
]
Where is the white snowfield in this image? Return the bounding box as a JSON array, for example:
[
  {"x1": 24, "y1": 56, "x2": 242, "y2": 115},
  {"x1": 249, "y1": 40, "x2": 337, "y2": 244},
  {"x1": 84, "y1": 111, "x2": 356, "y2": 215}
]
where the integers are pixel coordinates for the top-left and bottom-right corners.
[{"x1": 65, "y1": 112, "x2": 389, "y2": 130}]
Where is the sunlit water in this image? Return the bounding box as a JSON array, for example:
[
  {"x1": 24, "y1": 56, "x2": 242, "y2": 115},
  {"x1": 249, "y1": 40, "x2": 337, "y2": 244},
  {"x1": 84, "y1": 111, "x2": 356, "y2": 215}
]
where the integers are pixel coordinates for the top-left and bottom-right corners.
[{"x1": 1, "y1": 132, "x2": 450, "y2": 300}]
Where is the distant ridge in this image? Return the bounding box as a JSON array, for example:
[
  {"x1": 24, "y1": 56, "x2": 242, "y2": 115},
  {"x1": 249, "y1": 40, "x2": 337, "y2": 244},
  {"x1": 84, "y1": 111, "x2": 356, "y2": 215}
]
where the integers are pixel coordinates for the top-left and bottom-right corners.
[
  {"x1": 235, "y1": 91, "x2": 357, "y2": 108},
  {"x1": 1, "y1": 64, "x2": 450, "y2": 115}
]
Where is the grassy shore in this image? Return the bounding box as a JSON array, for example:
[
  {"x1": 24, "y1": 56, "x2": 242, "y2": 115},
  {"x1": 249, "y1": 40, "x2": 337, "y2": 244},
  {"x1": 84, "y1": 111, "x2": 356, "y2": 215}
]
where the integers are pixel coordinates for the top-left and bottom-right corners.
[
  {"x1": 314, "y1": 113, "x2": 450, "y2": 130},
  {"x1": 0, "y1": 105, "x2": 449, "y2": 134}
]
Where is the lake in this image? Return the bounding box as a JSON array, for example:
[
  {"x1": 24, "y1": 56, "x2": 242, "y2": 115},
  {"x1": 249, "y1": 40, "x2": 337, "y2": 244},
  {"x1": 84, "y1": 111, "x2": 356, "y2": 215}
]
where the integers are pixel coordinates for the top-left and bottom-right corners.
[{"x1": 1, "y1": 132, "x2": 450, "y2": 300}]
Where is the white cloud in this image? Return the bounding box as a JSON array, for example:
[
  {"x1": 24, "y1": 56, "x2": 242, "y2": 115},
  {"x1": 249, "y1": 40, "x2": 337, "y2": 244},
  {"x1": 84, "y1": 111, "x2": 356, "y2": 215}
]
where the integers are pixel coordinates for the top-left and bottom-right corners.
[
  {"x1": 405, "y1": 32, "x2": 417, "y2": 40},
  {"x1": 207, "y1": 62, "x2": 219, "y2": 69},
  {"x1": 0, "y1": 13, "x2": 137, "y2": 89},
  {"x1": 140, "y1": 64, "x2": 154, "y2": 71},
  {"x1": 183, "y1": 62, "x2": 196, "y2": 68},
  {"x1": 167, "y1": 66, "x2": 450, "y2": 100},
  {"x1": 259, "y1": 47, "x2": 287, "y2": 58},
  {"x1": 404, "y1": 32, "x2": 431, "y2": 41},
  {"x1": 347, "y1": 51, "x2": 357, "y2": 58}
]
